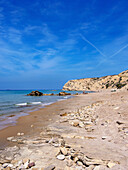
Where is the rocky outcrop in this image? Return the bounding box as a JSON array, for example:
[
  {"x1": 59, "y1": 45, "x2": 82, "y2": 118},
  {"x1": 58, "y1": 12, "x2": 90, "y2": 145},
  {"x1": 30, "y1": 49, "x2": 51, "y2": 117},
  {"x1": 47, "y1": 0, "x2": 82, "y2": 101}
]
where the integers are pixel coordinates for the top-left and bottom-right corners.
[
  {"x1": 63, "y1": 69, "x2": 128, "y2": 91},
  {"x1": 59, "y1": 92, "x2": 71, "y2": 96},
  {"x1": 27, "y1": 91, "x2": 43, "y2": 96}
]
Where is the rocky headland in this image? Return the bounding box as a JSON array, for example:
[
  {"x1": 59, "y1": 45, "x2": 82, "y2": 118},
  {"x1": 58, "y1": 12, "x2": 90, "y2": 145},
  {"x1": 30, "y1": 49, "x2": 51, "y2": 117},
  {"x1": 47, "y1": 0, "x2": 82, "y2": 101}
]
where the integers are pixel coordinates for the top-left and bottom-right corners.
[{"x1": 63, "y1": 70, "x2": 128, "y2": 91}]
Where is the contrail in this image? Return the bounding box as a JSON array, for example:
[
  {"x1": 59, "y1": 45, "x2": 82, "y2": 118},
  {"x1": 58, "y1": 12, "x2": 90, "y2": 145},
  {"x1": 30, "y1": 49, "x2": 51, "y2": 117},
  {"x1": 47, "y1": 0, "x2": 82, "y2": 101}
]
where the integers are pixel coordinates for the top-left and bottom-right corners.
[
  {"x1": 80, "y1": 34, "x2": 106, "y2": 57},
  {"x1": 109, "y1": 43, "x2": 128, "y2": 58},
  {"x1": 80, "y1": 34, "x2": 128, "y2": 62}
]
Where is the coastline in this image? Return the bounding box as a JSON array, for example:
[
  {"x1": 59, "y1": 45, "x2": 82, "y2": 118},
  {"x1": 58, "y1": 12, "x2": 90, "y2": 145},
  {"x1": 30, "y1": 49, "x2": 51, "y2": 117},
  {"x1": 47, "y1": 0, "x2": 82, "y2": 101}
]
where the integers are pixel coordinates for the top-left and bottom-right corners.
[
  {"x1": 0, "y1": 96, "x2": 74, "y2": 148},
  {"x1": 0, "y1": 90, "x2": 128, "y2": 169}
]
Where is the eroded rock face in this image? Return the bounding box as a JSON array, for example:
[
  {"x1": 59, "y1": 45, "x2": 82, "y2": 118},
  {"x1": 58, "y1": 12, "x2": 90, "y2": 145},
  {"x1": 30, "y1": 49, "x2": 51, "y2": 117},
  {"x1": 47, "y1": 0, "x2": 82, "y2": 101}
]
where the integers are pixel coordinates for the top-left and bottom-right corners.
[
  {"x1": 62, "y1": 69, "x2": 128, "y2": 91},
  {"x1": 27, "y1": 91, "x2": 43, "y2": 96}
]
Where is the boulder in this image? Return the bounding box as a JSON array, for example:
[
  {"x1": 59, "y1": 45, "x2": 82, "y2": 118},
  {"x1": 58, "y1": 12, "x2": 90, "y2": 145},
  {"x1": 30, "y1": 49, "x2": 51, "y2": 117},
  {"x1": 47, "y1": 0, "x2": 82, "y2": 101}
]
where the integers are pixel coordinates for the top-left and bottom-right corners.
[
  {"x1": 59, "y1": 92, "x2": 71, "y2": 96},
  {"x1": 27, "y1": 91, "x2": 43, "y2": 96}
]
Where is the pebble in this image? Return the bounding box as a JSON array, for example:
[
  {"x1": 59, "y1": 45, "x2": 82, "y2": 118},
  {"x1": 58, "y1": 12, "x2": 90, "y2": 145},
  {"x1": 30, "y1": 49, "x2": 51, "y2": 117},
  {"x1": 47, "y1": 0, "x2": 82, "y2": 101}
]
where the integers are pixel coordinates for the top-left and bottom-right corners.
[
  {"x1": 57, "y1": 154, "x2": 65, "y2": 160},
  {"x1": 28, "y1": 162, "x2": 35, "y2": 168},
  {"x1": 107, "y1": 162, "x2": 116, "y2": 168},
  {"x1": 77, "y1": 161, "x2": 83, "y2": 166},
  {"x1": 7, "y1": 137, "x2": 14, "y2": 141},
  {"x1": 60, "y1": 147, "x2": 68, "y2": 156}
]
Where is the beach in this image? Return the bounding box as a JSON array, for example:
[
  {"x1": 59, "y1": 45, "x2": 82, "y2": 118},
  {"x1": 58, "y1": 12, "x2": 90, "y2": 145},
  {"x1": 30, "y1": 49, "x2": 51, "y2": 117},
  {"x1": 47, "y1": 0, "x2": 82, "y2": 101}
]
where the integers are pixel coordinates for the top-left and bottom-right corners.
[{"x1": 0, "y1": 89, "x2": 128, "y2": 169}]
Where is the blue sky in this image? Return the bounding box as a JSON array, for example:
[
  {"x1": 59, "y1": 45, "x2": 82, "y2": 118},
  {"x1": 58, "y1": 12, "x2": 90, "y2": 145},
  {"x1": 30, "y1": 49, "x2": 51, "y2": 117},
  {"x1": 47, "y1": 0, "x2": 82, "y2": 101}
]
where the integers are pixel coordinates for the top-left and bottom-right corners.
[{"x1": 0, "y1": 0, "x2": 128, "y2": 89}]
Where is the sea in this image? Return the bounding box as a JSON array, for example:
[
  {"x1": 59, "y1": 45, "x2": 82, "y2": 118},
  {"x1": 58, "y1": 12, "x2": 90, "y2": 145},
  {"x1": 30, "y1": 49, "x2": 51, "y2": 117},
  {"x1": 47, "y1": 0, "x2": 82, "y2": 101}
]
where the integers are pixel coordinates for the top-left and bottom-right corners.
[{"x1": 0, "y1": 90, "x2": 82, "y2": 130}]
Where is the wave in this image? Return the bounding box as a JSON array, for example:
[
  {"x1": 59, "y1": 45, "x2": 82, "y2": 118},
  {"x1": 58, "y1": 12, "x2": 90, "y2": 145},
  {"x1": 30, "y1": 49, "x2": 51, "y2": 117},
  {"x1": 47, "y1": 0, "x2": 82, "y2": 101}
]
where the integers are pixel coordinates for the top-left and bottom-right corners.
[
  {"x1": 15, "y1": 103, "x2": 28, "y2": 106},
  {"x1": 41, "y1": 102, "x2": 53, "y2": 106},
  {"x1": 29, "y1": 102, "x2": 42, "y2": 105}
]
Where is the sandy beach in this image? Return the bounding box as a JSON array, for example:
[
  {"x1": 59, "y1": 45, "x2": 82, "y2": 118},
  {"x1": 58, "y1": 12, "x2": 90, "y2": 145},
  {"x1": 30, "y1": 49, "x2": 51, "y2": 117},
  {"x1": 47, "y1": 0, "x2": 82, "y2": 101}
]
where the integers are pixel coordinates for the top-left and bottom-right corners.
[{"x1": 0, "y1": 89, "x2": 128, "y2": 169}]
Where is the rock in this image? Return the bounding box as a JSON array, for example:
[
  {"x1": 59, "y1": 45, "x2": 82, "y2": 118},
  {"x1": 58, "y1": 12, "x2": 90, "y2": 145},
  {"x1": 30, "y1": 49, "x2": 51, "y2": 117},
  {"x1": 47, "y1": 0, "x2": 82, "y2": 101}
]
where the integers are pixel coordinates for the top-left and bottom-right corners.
[
  {"x1": 60, "y1": 147, "x2": 68, "y2": 156},
  {"x1": 77, "y1": 161, "x2": 83, "y2": 166},
  {"x1": 116, "y1": 121, "x2": 124, "y2": 125},
  {"x1": 17, "y1": 132, "x2": 24, "y2": 136},
  {"x1": 93, "y1": 166, "x2": 101, "y2": 170},
  {"x1": 74, "y1": 157, "x2": 79, "y2": 163},
  {"x1": 44, "y1": 165, "x2": 55, "y2": 170},
  {"x1": 60, "y1": 112, "x2": 68, "y2": 116},
  {"x1": 7, "y1": 136, "x2": 14, "y2": 141},
  {"x1": 107, "y1": 162, "x2": 116, "y2": 168},
  {"x1": 43, "y1": 93, "x2": 54, "y2": 96},
  {"x1": 24, "y1": 161, "x2": 29, "y2": 168},
  {"x1": 7, "y1": 164, "x2": 13, "y2": 168},
  {"x1": 6, "y1": 146, "x2": 19, "y2": 152},
  {"x1": 22, "y1": 158, "x2": 30, "y2": 164},
  {"x1": 27, "y1": 90, "x2": 43, "y2": 96},
  {"x1": 2, "y1": 163, "x2": 9, "y2": 168},
  {"x1": 18, "y1": 164, "x2": 25, "y2": 169},
  {"x1": 56, "y1": 154, "x2": 65, "y2": 160},
  {"x1": 66, "y1": 159, "x2": 73, "y2": 167},
  {"x1": 59, "y1": 92, "x2": 71, "y2": 96},
  {"x1": 28, "y1": 162, "x2": 35, "y2": 168},
  {"x1": 70, "y1": 120, "x2": 80, "y2": 127},
  {"x1": 79, "y1": 122, "x2": 85, "y2": 128}
]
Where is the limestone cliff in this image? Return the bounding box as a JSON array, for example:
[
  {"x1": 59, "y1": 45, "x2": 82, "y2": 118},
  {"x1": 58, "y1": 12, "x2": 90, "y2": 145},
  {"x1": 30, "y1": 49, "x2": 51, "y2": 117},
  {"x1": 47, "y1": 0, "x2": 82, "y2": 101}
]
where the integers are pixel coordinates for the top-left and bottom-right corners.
[{"x1": 62, "y1": 70, "x2": 128, "y2": 91}]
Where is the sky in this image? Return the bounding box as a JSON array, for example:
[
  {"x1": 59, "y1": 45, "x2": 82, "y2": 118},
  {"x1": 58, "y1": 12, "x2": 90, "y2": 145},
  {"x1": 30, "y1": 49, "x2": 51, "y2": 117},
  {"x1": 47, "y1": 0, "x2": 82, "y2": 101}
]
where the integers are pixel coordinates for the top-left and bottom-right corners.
[{"x1": 0, "y1": 0, "x2": 128, "y2": 89}]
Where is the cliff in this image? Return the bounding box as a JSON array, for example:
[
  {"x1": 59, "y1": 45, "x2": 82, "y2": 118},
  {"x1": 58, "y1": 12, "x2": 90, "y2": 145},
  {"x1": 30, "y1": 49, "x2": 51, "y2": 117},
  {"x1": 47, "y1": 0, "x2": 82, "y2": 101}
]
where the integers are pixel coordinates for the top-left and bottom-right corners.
[{"x1": 62, "y1": 70, "x2": 128, "y2": 91}]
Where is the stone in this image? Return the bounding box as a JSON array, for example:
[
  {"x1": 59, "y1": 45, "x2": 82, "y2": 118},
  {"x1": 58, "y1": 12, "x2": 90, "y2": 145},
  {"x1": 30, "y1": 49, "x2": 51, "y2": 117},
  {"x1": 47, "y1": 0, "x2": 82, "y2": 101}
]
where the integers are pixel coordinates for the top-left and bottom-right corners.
[
  {"x1": 28, "y1": 162, "x2": 35, "y2": 168},
  {"x1": 60, "y1": 112, "x2": 68, "y2": 116},
  {"x1": 70, "y1": 120, "x2": 80, "y2": 127},
  {"x1": 60, "y1": 147, "x2": 68, "y2": 156},
  {"x1": 77, "y1": 161, "x2": 83, "y2": 166},
  {"x1": 7, "y1": 164, "x2": 13, "y2": 168},
  {"x1": 107, "y1": 162, "x2": 116, "y2": 168},
  {"x1": 7, "y1": 137, "x2": 14, "y2": 141},
  {"x1": 57, "y1": 154, "x2": 65, "y2": 160},
  {"x1": 79, "y1": 122, "x2": 85, "y2": 128},
  {"x1": 44, "y1": 165, "x2": 55, "y2": 170},
  {"x1": 2, "y1": 163, "x2": 9, "y2": 168},
  {"x1": 18, "y1": 164, "x2": 25, "y2": 169},
  {"x1": 24, "y1": 160, "x2": 29, "y2": 168},
  {"x1": 27, "y1": 90, "x2": 43, "y2": 96},
  {"x1": 66, "y1": 159, "x2": 73, "y2": 167},
  {"x1": 93, "y1": 166, "x2": 101, "y2": 170},
  {"x1": 59, "y1": 92, "x2": 71, "y2": 96},
  {"x1": 116, "y1": 121, "x2": 124, "y2": 125},
  {"x1": 74, "y1": 157, "x2": 79, "y2": 163}
]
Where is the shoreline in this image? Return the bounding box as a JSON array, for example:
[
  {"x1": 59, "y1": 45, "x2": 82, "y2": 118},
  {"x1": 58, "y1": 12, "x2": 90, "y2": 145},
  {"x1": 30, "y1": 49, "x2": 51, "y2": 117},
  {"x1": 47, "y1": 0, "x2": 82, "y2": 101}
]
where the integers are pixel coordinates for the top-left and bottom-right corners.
[
  {"x1": 0, "y1": 95, "x2": 72, "y2": 131},
  {"x1": 0, "y1": 96, "x2": 75, "y2": 148},
  {"x1": 0, "y1": 90, "x2": 128, "y2": 169}
]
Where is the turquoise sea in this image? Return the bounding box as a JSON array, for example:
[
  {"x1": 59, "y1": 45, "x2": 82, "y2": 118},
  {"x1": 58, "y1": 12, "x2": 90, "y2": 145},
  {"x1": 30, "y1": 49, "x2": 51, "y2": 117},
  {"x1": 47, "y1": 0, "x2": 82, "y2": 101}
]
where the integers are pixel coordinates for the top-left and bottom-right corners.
[{"x1": 0, "y1": 90, "x2": 81, "y2": 130}]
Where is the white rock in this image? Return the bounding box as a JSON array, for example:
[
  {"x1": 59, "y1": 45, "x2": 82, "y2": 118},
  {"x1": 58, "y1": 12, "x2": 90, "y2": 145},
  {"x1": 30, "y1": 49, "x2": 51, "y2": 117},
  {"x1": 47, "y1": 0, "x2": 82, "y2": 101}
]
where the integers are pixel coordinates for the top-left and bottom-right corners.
[
  {"x1": 7, "y1": 136, "x2": 14, "y2": 141},
  {"x1": 107, "y1": 162, "x2": 116, "y2": 168},
  {"x1": 2, "y1": 163, "x2": 9, "y2": 168},
  {"x1": 57, "y1": 154, "x2": 65, "y2": 160},
  {"x1": 24, "y1": 161, "x2": 29, "y2": 168},
  {"x1": 8, "y1": 164, "x2": 13, "y2": 168},
  {"x1": 60, "y1": 147, "x2": 68, "y2": 156}
]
